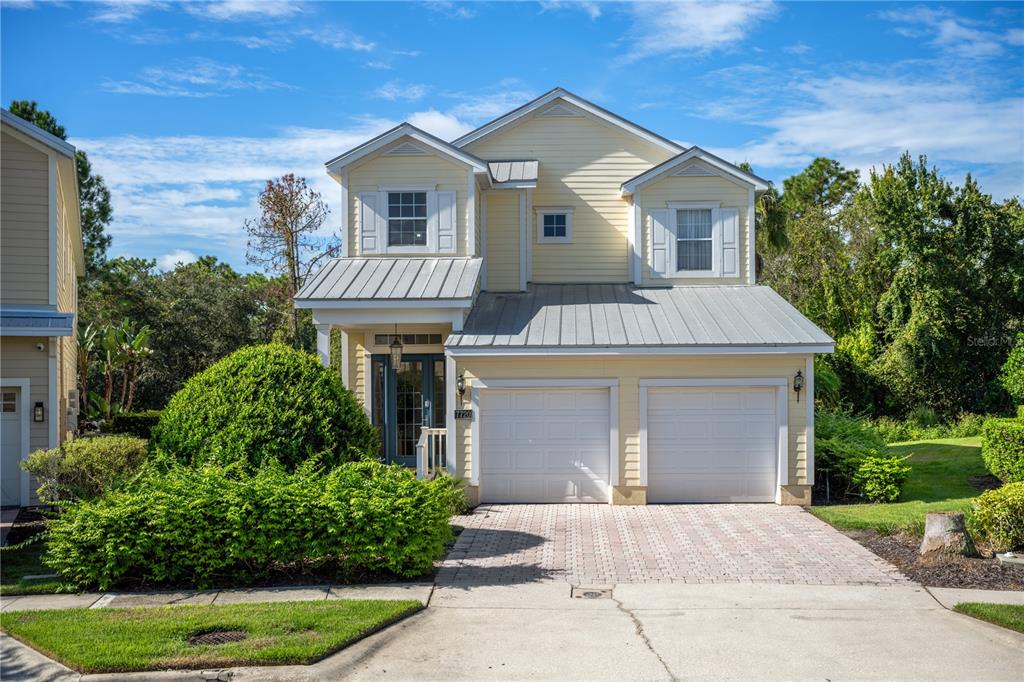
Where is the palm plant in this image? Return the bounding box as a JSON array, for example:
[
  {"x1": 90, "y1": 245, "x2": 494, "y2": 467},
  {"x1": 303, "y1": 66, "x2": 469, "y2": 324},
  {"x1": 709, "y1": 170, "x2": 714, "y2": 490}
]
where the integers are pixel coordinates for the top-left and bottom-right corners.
[
  {"x1": 77, "y1": 323, "x2": 98, "y2": 417},
  {"x1": 118, "y1": 323, "x2": 153, "y2": 413},
  {"x1": 100, "y1": 323, "x2": 128, "y2": 419}
]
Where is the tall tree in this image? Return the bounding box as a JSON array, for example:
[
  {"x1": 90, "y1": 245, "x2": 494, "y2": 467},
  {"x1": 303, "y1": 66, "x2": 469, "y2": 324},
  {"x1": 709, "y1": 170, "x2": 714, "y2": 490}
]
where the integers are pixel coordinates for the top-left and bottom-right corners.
[
  {"x1": 8, "y1": 100, "x2": 113, "y2": 274},
  {"x1": 244, "y1": 174, "x2": 338, "y2": 344}
]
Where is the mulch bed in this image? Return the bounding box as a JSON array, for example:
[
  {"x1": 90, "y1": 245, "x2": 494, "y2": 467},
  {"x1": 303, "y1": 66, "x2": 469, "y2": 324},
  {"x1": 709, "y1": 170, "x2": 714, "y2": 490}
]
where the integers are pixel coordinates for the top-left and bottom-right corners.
[{"x1": 845, "y1": 529, "x2": 1024, "y2": 590}]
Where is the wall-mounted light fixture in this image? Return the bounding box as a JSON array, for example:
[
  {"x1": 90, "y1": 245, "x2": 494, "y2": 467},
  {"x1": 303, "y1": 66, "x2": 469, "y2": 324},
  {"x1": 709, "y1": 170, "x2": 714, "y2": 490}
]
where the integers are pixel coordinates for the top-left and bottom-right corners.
[
  {"x1": 456, "y1": 373, "x2": 466, "y2": 399},
  {"x1": 793, "y1": 370, "x2": 805, "y2": 402},
  {"x1": 33, "y1": 402, "x2": 45, "y2": 422},
  {"x1": 388, "y1": 324, "x2": 403, "y2": 368}
]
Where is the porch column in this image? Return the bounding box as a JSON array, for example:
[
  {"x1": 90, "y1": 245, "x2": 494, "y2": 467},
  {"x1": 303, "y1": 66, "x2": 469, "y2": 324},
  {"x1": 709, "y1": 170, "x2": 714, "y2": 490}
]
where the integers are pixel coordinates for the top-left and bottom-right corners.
[{"x1": 315, "y1": 324, "x2": 331, "y2": 368}]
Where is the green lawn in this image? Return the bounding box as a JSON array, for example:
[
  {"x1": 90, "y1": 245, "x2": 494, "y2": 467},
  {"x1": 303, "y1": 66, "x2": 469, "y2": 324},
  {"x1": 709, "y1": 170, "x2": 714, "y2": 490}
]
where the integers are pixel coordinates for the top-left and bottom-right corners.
[
  {"x1": 0, "y1": 599, "x2": 421, "y2": 673},
  {"x1": 0, "y1": 540, "x2": 76, "y2": 596},
  {"x1": 953, "y1": 602, "x2": 1024, "y2": 634},
  {"x1": 810, "y1": 437, "x2": 986, "y2": 535}
]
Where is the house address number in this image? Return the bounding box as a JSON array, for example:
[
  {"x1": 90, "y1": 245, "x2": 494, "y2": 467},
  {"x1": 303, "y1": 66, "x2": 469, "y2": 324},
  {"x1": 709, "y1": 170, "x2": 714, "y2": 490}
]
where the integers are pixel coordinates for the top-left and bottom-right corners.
[{"x1": 454, "y1": 409, "x2": 473, "y2": 420}]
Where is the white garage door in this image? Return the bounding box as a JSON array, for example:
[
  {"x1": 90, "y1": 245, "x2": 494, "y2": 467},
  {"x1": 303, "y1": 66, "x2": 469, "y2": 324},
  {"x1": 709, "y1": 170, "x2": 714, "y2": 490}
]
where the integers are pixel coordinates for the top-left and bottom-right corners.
[
  {"x1": 647, "y1": 387, "x2": 777, "y2": 503},
  {"x1": 480, "y1": 388, "x2": 610, "y2": 503}
]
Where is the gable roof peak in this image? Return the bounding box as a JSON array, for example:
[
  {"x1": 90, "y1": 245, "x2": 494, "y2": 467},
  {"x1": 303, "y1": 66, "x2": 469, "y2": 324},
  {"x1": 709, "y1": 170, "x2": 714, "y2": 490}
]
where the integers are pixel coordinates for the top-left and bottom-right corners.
[{"x1": 324, "y1": 121, "x2": 488, "y2": 176}]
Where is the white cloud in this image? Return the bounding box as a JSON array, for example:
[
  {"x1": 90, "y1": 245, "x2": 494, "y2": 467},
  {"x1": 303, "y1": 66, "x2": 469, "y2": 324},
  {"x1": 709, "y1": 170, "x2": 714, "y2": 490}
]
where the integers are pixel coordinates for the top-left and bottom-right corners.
[
  {"x1": 157, "y1": 249, "x2": 199, "y2": 271},
  {"x1": 782, "y1": 42, "x2": 811, "y2": 55},
  {"x1": 445, "y1": 81, "x2": 537, "y2": 122},
  {"x1": 539, "y1": 1, "x2": 601, "y2": 20},
  {"x1": 407, "y1": 110, "x2": 473, "y2": 141},
  {"x1": 183, "y1": 0, "x2": 304, "y2": 22},
  {"x1": 425, "y1": 1, "x2": 476, "y2": 19},
  {"x1": 623, "y1": 1, "x2": 777, "y2": 61},
  {"x1": 101, "y1": 58, "x2": 297, "y2": 97},
  {"x1": 372, "y1": 80, "x2": 429, "y2": 102},
  {"x1": 190, "y1": 25, "x2": 375, "y2": 52},
  {"x1": 90, "y1": 0, "x2": 165, "y2": 23},
  {"x1": 881, "y1": 6, "x2": 1020, "y2": 58},
  {"x1": 365, "y1": 61, "x2": 393, "y2": 70}
]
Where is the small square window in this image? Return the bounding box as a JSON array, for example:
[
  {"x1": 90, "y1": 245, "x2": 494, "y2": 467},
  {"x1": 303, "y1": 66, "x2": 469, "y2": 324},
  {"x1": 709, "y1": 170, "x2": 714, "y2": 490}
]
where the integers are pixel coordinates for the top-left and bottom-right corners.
[{"x1": 537, "y1": 210, "x2": 573, "y2": 243}]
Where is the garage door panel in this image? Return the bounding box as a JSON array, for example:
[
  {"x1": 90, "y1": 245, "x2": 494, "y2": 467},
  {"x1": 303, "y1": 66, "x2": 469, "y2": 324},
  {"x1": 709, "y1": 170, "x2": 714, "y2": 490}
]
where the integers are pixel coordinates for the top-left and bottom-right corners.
[
  {"x1": 647, "y1": 386, "x2": 778, "y2": 504},
  {"x1": 480, "y1": 387, "x2": 610, "y2": 503}
]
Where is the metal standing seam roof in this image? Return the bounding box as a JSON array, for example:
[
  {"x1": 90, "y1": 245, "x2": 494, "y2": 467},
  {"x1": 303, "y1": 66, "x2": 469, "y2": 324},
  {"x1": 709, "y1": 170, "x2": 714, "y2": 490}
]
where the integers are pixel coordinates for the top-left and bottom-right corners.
[
  {"x1": 445, "y1": 284, "x2": 834, "y2": 349},
  {"x1": 0, "y1": 309, "x2": 75, "y2": 336},
  {"x1": 487, "y1": 160, "x2": 539, "y2": 183},
  {"x1": 295, "y1": 257, "x2": 482, "y2": 301}
]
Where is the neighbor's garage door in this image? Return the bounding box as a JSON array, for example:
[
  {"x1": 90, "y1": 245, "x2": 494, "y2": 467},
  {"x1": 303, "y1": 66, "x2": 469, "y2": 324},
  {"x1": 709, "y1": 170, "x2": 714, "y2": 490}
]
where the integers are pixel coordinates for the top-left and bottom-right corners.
[
  {"x1": 647, "y1": 387, "x2": 777, "y2": 503},
  {"x1": 480, "y1": 388, "x2": 610, "y2": 503}
]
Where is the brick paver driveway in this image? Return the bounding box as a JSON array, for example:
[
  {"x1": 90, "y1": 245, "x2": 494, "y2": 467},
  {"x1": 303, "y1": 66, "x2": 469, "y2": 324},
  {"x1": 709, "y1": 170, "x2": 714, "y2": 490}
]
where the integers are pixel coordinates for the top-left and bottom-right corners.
[{"x1": 437, "y1": 504, "x2": 907, "y2": 587}]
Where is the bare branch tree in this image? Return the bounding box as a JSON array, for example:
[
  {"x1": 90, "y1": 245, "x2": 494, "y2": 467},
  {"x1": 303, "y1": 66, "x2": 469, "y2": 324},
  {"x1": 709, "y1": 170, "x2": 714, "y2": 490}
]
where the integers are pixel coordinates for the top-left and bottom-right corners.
[{"x1": 244, "y1": 174, "x2": 339, "y2": 342}]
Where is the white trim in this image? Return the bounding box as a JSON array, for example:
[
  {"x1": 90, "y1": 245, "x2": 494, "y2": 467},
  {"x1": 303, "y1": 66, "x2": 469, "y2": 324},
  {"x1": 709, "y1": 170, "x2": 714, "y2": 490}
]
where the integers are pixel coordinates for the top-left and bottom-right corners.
[
  {"x1": 490, "y1": 181, "x2": 537, "y2": 189},
  {"x1": 48, "y1": 338, "x2": 57, "y2": 449},
  {"x1": 535, "y1": 207, "x2": 573, "y2": 244},
  {"x1": 297, "y1": 298, "x2": 473, "y2": 310},
  {"x1": 621, "y1": 146, "x2": 770, "y2": 194},
  {"x1": 312, "y1": 308, "x2": 469, "y2": 329},
  {"x1": 340, "y1": 171, "x2": 350, "y2": 255},
  {"x1": 469, "y1": 378, "x2": 620, "y2": 502},
  {"x1": 469, "y1": 384, "x2": 480, "y2": 486},
  {"x1": 748, "y1": 187, "x2": 756, "y2": 283},
  {"x1": 525, "y1": 189, "x2": 533, "y2": 280},
  {"x1": 805, "y1": 355, "x2": 815, "y2": 484},
  {"x1": 315, "y1": 324, "x2": 331, "y2": 367},
  {"x1": 326, "y1": 124, "x2": 487, "y2": 175},
  {"x1": 377, "y1": 184, "x2": 438, "y2": 192},
  {"x1": 48, "y1": 153, "x2": 57, "y2": 306},
  {"x1": 480, "y1": 193, "x2": 488, "y2": 287},
  {"x1": 518, "y1": 191, "x2": 528, "y2": 291},
  {"x1": 631, "y1": 199, "x2": 642, "y2": 285},
  {"x1": 1, "y1": 110, "x2": 75, "y2": 157},
  {"x1": 446, "y1": 355, "x2": 457, "y2": 479},
  {"x1": 452, "y1": 88, "x2": 682, "y2": 154},
  {"x1": 467, "y1": 173, "x2": 476, "y2": 256},
  {"x1": 445, "y1": 344, "x2": 835, "y2": 356},
  {"x1": 2, "y1": 378, "x2": 32, "y2": 506},
  {"x1": 637, "y1": 378, "x2": 789, "y2": 498}
]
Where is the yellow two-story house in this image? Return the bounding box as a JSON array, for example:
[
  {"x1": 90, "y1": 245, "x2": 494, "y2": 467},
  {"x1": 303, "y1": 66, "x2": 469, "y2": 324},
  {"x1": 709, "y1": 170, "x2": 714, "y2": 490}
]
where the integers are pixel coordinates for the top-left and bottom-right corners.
[
  {"x1": 1, "y1": 109, "x2": 84, "y2": 507},
  {"x1": 295, "y1": 88, "x2": 833, "y2": 507}
]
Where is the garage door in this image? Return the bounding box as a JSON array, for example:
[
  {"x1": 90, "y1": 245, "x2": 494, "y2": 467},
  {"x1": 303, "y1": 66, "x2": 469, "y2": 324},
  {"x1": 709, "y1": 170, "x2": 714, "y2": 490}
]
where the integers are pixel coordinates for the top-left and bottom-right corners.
[
  {"x1": 647, "y1": 387, "x2": 777, "y2": 503},
  {"x1": 479, "y1": 388, "x2": 610, "y2": 503}
]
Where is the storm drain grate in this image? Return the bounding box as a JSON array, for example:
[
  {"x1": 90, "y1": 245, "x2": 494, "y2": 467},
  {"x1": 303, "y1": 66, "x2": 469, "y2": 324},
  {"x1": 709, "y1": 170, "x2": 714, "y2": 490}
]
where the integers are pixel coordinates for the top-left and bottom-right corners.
[
  {"x1": 188, "y1": 629, "x2": 249, "y2": 646},
  {"x1": 571, "y1": 586, "x2": 612, "y2": 599}
]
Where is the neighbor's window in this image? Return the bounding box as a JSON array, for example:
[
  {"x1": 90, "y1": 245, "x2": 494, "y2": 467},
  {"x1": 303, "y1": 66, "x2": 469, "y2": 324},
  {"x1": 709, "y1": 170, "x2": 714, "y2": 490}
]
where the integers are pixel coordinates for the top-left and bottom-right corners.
[
  {"x1": 387, "y1": 192, "x2": 427, "y2": 247},
  {"x1": 676, "y1": 208, "x2": 713, "y2": 271}
]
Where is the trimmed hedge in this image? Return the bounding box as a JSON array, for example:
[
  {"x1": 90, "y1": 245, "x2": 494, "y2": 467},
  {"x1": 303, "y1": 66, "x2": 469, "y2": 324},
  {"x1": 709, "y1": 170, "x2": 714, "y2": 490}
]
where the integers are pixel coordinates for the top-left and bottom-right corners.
[
  {"x1": 21, "y1": 435, "x2": 148, "y2": 504},
  {"x1": 853, "y1": 455, "x2": 911, "y2": 503},
  {"x1": 151, "y1": 344, "x2": 378, "y2": 471},
  {"x1": 107, "y1": 411, "x2": 162, "y2": 439},
  {"x1": 973, "y1": 482, "x2": 1024, "y2": 551},
  {"x1": 44, "y1": 461, "x2": 458, "y2": 590},
  {"x1": 981, "y1": 418, "x2": 1024, "y2": 483}
]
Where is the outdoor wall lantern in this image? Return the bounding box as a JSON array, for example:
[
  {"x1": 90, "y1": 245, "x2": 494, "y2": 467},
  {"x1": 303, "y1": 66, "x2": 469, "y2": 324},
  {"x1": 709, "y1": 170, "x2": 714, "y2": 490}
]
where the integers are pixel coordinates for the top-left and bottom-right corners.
[
  {"x1": 793, "y1": 370, "x2": 805, "y2": 402},
  {"x1": 388, "y1": 333, "x2": 403, "y2": 369},
  {"x1": 457, "y1": 373, "x2": 466, "y2": 399},
  {"x1": 33, "y1": 402, "x2": 45, "y2": 422}
]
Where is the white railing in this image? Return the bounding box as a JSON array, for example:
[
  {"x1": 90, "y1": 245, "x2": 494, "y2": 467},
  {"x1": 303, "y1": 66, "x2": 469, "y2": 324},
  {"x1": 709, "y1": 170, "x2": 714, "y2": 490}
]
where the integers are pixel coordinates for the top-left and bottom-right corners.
[{"x1": 415, "y1": 427, "x2": 447, "y2": 479}]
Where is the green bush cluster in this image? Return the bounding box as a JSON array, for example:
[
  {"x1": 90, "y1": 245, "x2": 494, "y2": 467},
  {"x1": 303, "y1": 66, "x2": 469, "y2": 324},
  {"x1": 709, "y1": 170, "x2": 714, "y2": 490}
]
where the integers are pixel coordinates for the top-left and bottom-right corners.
[
  {"x1": 106, "y1": 410, "x2": 162, "y2": 439},
  {"x1": 869, "y1": 412, "x2": 986, "y2": 444},
  {"x1": 1000, "y1": 333, "x2": 1024, "y2": 406},
  {"x1": 814, "y1": 411, "x2": 910, "y2": 502},
  {"x1": 852, "y1": 455, "x2": 912, "y2": 503},
  {"x1": 151, "y1": 344, "x2": 379, "y2": 471},
  {"x1": 972, "y1": 482, "x2": 1024, "y2": 551},
  {"x1": 981, "y1": 418, "x2": 1024, "y2": 483},
  {"x1": 45, "y1": 461, "x2": 458, "y2": 590},
  {"x1": 22, "y1": 435, "x2": 148, "y2": 504}
]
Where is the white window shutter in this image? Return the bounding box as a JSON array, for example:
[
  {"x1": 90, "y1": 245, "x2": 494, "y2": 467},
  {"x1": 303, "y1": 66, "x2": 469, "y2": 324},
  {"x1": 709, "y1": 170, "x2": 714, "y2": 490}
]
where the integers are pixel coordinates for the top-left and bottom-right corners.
[
  {"x1": 649, "y1": 208, "x2": 670, "y2": 278},
  {"x1": 720, "y1": 207, "x2": 739, "y2": 276},
  {"x1": 359, "y1": 192, "x2": 381, "y2": 254},
  {"x1": 435, "y1": 190, "x2": 456, "y2": 253},
  {"x1": 377, "y1": 191, "x2": 388, "y2": 253}
]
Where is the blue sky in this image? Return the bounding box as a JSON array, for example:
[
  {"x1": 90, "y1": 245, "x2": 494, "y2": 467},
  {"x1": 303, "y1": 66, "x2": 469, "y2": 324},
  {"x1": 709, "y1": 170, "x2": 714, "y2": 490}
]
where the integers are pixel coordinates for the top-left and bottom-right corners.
[{"x1": 2, "y1": 1, "x2": 1022, "y2": 271}]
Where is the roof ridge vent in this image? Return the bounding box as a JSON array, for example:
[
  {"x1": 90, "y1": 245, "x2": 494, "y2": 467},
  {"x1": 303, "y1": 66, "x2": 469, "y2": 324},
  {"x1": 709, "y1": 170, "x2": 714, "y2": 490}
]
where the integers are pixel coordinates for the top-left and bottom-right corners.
[
  {"x1": 386, "y1": 141, "x2": 428, "y2": 156},
  {"x1": 539, "y1": 103, "x2": 580, "y2": 117}
]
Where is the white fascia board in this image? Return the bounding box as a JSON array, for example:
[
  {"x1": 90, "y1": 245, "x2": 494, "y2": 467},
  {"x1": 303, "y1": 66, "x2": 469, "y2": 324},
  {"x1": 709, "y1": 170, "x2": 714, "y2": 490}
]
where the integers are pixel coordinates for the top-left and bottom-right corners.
[
  {"x1": 294, "y1": 298, "x2": 474, "y2": 310},
  {"x1": 311, "y1": 308, "x2": 468, "y2": 328},
  {"x1": 1, "y1": 110, "x2": 76, "y2": 158},
  {"x1": 444, "y1": 344, "x2": 835, "y2": 356},
  {"x1": 325, "y1": 124, "x2": 487, "y2": 176},
  {"x1": 622, "y1": 148, "x2": 770, "y2": 195}
]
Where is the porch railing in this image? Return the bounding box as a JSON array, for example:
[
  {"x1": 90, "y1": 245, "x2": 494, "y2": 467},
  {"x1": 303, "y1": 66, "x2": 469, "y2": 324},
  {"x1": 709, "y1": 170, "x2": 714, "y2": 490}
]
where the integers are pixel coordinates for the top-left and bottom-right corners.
[{"x1": 415, "y1": 427, "x2": 447, "y2": 479}]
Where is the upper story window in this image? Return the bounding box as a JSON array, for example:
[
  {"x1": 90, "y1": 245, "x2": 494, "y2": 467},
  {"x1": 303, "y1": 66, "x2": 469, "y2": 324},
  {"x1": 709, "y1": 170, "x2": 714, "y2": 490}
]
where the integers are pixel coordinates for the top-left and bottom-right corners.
[
  {"x1": 676, "y1": 209, "x2": 713, "y2": 271},
  {"x1": 387, "y1": 192, "x2": 427, "y2": 247},
  {"x1": 536, "y1": 207, "x2": 574, "y2": 244}
]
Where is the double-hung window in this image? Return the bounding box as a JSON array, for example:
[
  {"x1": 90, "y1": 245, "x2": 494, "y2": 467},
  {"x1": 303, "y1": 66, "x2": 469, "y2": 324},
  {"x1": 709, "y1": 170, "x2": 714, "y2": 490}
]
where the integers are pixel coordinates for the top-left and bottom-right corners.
[
  {"x1": 536, "y1": 208, "x2": 573, "y2": 244},
  {"x1": 387, "y1": 192, "x2": 427, "y2": 247},
  {"x1": 675, "y1": 208, "x2": 713, "y2": 272}
]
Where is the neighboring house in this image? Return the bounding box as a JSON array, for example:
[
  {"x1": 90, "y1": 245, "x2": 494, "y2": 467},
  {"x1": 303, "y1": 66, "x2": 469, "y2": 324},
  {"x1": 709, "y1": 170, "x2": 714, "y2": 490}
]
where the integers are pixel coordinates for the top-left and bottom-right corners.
[
  {"x1": 295, "y1": 88, "x2": 833, "y2": 506},
  {"x1": 0, "y1": 109, "x2": 84, "y2": 507}
]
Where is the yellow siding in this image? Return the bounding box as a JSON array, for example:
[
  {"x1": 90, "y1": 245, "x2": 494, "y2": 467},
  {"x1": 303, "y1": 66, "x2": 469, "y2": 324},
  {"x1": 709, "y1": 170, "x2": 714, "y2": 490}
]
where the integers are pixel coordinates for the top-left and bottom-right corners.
[
  {"x1": 1, "y1": 132, "x2": 50, "y2": 306},
  {"x1": 54, "y1": 159, "x2": 79, "y2": 440},
  {"x1": 347, "y1": 140, "x2": 471, "y2": 257},
  {"x1": 466, "y1": 111, "x2": 673, "y2": 283},
  {"x1": 484, "y1": 190, "x2": 520, "y2": 291},
  {"x1": 638, "y1": 169, "x2": 752, "y2": 285},
  {"x1": 2, "y1": 337, "x2": 52, "y2": 504},
  {"x1": 453, "y1": 354, "x2": 811, "y2": 496}
]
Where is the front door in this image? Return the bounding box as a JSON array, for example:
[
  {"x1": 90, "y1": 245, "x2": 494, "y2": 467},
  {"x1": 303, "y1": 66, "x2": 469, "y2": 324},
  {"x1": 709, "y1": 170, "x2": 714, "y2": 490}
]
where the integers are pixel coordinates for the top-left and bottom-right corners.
[
  {"x1": 1, "y1": 388, "x2": 23, "y2": 507},
  {"x1": 371, "y1": 354, "x2": 445, "y2": 467}
]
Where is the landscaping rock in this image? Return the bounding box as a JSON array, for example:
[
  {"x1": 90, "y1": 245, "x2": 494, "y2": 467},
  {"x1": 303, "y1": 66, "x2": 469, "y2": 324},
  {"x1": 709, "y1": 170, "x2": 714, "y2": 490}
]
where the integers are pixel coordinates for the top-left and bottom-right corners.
[{"x1": 920, "y1": 512, "x2": 978, "y2": 557}]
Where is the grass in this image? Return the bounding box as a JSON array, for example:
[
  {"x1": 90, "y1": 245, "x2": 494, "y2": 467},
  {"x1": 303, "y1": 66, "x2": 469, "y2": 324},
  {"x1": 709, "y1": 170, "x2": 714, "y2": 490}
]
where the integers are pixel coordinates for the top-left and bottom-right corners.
[
  {"x1": 0, "y1": 599, "x2": 421, "y2": 673},
  {"x1": 0, "y1": 540, "x2": 77, "y2": 596},
  {"x1": 953, "y1": 602, "x2": 1024, "y2": 634},
  {"x1": 810, "y1": 437, "x2": 986, "y2": 536}
]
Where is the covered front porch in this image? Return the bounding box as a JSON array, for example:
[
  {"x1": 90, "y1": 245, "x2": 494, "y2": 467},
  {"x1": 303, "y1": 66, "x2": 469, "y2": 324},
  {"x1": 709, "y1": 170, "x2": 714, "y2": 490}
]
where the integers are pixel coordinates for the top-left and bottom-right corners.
[{"x1": 294, "y1": 257, "x2": 481, "y2": 476}]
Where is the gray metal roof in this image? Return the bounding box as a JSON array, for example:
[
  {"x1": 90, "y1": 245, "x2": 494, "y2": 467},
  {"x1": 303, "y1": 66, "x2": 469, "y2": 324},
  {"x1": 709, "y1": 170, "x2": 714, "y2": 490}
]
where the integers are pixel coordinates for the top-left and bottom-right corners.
[
  {"x1": 446, "y1": 284, "x2": 834, "y2": 349},
  {"x1": 0, "y1": 308, "x2": 75, "y2": 337},
  {"x1": 295, "y1": 257, "x2": 482, "y2": 301},
  {"x1": 487, "y1": 160, "x2": 539, "y2": 183}
]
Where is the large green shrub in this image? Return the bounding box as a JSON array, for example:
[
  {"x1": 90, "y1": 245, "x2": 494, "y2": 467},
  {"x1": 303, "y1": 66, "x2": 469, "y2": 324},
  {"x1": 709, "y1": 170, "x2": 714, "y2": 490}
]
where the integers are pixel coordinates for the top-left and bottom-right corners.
[
  {"x1": 151, "y1": 344, "x2": 378, "y2": 471},
  {"x1": 852, "y1": 455, "x2": 911, "y2": 503},
  {"x1": 21, "y1": 435, "x2": 148, "y2": 503},
  {"x1": 814, "y1": 411, "x2": 913, "y2": 501},
  {"x1": 1000, "y1": 333, "x2": 1024, "y2": 406},
  {"x1": 107, "y1": 410, "x2": 162, "y2": 439},
  {"x1": 45, "y1": 461, "x2": 456, "y2": 590},
  {"x1": 981, "y1": 418, "x2": 1024, "y2": 483},
  {"x1": 972, "y1": 482, "x2": 1024, "y2": 551}
]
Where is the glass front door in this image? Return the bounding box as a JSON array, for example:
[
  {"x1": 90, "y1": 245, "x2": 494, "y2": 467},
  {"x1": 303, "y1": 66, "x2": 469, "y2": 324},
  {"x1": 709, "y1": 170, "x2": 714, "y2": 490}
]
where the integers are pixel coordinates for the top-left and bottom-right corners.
[{"x1": 371, "y1": 354, "x2": 445, "y2": 467}]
